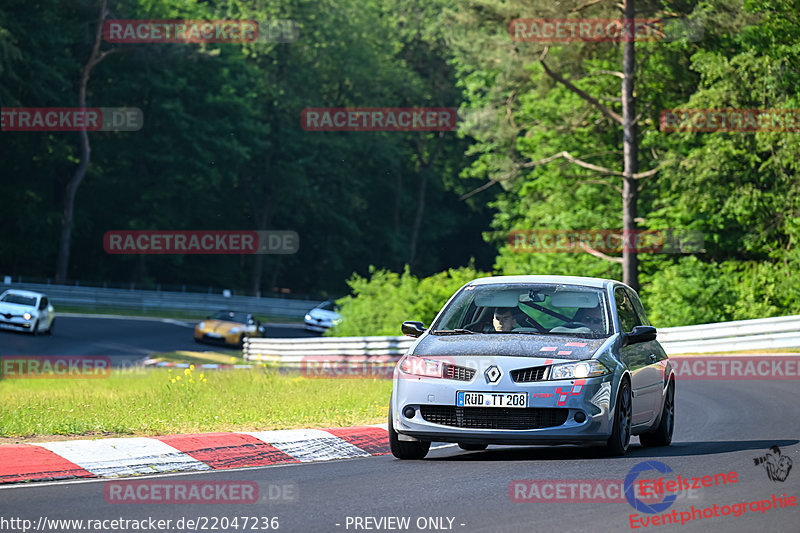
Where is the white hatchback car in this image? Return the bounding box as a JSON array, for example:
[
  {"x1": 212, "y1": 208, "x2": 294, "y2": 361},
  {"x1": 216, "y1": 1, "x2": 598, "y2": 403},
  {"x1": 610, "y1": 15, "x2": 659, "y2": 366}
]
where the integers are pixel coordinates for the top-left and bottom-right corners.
[
  {"x1": 303, "y1": 301, "x2": 342, "y2": 333},
  {"x1": 0, "y1": 289, "x2": 55, "y2": 335}
]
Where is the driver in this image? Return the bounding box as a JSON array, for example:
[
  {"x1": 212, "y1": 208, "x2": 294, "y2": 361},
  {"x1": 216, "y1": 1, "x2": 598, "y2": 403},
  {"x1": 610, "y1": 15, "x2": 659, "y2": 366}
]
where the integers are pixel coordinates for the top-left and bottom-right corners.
[{"x1": 493, "y1": 307, "x2": 517, "y2": 332}]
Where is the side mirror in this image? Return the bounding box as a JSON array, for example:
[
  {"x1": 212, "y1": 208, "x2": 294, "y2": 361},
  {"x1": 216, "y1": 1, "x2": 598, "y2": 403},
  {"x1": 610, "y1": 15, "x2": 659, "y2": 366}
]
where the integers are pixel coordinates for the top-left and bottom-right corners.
[
  {"x1": 624, "y1": 325, "x2": 657, "y2": 346},
  {"x1": 401, "y1": 321, "x2": 426, "y2": 338}
]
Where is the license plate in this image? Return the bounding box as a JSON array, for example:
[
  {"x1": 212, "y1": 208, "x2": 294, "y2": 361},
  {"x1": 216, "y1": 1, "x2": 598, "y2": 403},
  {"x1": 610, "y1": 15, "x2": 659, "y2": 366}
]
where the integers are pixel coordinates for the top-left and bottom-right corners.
[{"x1": 457, "y1": 391, "x2": 527, "y2": 408}]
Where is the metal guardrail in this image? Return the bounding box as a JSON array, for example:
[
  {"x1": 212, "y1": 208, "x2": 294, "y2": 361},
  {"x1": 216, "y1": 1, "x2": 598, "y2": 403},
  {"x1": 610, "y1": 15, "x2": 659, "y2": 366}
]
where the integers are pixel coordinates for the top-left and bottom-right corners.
[
  {"x1": 656, "y1": 315, "x2": 800, "y2": 354},
  {"x1": 244, "y1": 315, "x2": 800, "y2": 361},
  {"x1": 2, "y1": 281, "x2": 323, "y2": 318},
  {"x1": 245, "y1": 336, "x2": 412, "y2": 366}
]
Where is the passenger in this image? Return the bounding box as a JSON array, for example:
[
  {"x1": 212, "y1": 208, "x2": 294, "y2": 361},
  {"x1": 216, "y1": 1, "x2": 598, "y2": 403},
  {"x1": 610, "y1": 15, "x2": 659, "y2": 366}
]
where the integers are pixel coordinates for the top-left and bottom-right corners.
[{"x1": 573, "y1": 307, "x2": 604, "y2": 330}]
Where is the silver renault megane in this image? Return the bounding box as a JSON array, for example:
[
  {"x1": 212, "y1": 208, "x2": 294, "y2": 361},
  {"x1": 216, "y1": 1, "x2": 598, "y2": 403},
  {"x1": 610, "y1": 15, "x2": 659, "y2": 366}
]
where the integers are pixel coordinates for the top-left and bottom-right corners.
[{"x1": 389, "y1": 275, "x2": 675, "y2": 459}]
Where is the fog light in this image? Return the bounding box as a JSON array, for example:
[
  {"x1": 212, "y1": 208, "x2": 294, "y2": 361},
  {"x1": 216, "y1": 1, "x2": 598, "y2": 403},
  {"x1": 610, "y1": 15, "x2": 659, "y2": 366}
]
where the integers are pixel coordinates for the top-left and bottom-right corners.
[
  {"x1": 574, "y1": 411, "x2": 586, "y2": 423},
  {"x1": 403, "y1": 406, "x2": 416, "y2": 419}
]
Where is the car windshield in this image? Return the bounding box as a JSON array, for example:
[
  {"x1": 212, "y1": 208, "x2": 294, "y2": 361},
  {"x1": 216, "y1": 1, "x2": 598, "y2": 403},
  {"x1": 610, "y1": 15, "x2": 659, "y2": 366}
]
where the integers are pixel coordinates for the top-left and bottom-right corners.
[
  {"x1": 209, "y1": 310, "x2": 249, "y2": 324},
  {"x1": 1, "y1": 293, "x2": 37, "y2": 307},
  {"x1": 432, "y1": 283, "x2": 611, "y2": 338},
  {"x1": 317, "y1": 301, "x2": 339, "y2": 312}
]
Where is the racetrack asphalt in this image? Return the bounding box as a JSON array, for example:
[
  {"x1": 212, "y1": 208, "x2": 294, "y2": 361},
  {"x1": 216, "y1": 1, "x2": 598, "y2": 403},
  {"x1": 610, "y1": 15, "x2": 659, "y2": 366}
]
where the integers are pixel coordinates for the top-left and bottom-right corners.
[
  {"x1": 0, "y1": 317, "x2": 798, "y2": 532},
  {"x1": 1, "y1": 380, "x2": 797, "y2": 532},
  {"x1": 0, "y1": 315, "x2": 317, "y2": 365}
]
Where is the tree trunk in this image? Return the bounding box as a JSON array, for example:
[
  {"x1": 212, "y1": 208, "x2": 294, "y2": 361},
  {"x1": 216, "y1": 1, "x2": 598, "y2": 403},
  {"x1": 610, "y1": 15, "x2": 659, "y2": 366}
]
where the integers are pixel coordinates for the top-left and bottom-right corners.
[
  {"x1": 55, "y1": 0, "x2": 113, "y2": 282},
  {"x1": 621, "y1": 0, "x2": 639, "y2": 291},
  {"x1": 408, "y1": 166, "x2": 428, "y2": 270}
]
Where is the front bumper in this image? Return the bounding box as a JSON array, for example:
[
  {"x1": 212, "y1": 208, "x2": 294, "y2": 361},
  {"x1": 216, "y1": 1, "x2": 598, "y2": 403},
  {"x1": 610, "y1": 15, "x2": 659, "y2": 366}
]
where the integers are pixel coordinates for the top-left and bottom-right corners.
[
  {"x1": 303, "y1": 321, "x2": 330, "y2": 333},
  {"x1": 194, "y1": 330, "x2": 241, "y2": 346},
  {"x1": 392, "y1": 360, "x2": 616, "y2": 445},
  {"x1": 0, "y1": 319, "x2": 33, "y2": 331}
]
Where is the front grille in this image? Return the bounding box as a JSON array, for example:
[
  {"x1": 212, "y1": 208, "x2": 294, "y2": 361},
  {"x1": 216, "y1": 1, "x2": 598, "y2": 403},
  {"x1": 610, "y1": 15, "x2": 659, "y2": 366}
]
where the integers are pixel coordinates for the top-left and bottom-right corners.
[
  {"x1": 419, "y1": 405, "x2": 568, "y2": 430},
  {"x1": 0, "y1": 320, "x2": 28, "y2": 328},
  {"x1": 511, "y1": 366, "x2": 549, "y2": 383},
  {"x1": 442, "y1": 363, "x2": 476, "y2": 381}
]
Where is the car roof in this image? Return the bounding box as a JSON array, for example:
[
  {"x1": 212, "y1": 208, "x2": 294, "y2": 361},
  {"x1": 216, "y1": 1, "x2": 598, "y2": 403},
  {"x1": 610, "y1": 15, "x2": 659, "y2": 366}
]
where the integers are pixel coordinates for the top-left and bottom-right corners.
[
  {"x1": 0, "y1": 289, "x2": 44, "y2": 298},
  {"x1": 466, "y1": 275, "x2": 622, "y2": 290}
]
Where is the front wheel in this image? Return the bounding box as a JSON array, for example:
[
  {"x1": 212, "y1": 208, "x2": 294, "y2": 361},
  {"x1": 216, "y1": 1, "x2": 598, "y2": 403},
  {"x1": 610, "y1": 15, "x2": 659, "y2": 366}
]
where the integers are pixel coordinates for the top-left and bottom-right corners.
[
  {"x1": 30, "y1": 320, "x2": 40, "y2": 335},
  {"x1": 46, "y1": 318, "x2": 54, "y2": 335},
  {"x1": 388, "y1": 407, "x2": 430, "y2": 459},
  {"x1": 639, "y1": 380, "x2": 674, "y2": 447},
  {"x1": 605, "y1": 379, "x2": 631, "y2": 456}
]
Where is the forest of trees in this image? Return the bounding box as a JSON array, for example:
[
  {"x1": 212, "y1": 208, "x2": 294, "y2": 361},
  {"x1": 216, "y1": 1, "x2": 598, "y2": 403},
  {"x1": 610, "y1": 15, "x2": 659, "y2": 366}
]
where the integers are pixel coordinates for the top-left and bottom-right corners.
[{"x1": 1, "y1": 0, "x2": 798, "y2": 326}]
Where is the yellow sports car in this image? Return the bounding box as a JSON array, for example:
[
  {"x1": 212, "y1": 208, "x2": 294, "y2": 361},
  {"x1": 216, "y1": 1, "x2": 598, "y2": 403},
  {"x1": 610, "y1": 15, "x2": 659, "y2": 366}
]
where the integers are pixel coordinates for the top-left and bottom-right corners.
[{"x1": 193, "y1": 310, "x2": 267, "y2": 347}]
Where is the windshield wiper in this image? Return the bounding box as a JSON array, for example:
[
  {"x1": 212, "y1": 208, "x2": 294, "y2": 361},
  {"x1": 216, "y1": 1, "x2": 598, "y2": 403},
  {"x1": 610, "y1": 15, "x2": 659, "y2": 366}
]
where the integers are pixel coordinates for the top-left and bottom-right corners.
[{"x1": 432, "y1": 329, "x2": 477, "y2": 335}]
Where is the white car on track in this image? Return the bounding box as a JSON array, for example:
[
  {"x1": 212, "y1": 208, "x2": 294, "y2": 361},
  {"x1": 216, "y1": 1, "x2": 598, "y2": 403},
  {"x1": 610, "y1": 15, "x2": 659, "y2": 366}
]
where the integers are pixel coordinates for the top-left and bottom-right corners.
[
  {"x1": 304, "y1": 300, "x2": 342, "y2": 333},
  {"x1": 0, "y1": 289, "x2": 55, "y2": 335}
]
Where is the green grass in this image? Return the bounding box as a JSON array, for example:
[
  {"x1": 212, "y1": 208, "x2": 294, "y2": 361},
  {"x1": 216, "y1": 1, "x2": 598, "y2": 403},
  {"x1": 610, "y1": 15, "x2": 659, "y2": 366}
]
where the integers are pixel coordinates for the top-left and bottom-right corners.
[
  {"x1": 0, "y1": 367, "x2": 391, "y2": 439},
  {"x1": 56, "y1": 304, "x2": 303, "y2": 324}
]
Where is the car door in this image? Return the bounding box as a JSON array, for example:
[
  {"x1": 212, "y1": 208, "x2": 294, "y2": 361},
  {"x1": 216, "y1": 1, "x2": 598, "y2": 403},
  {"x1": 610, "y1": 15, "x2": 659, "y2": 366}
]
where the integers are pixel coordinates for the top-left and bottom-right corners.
[
  {"x1": 614, "y1": 287, "x2": 658, "y2": 426},
  {"x1": 38, "y1": 297, "x2": 51, "y2": 329},
  {"x1": 628, "y1": 290, "x2": 668, "y2": 421}
]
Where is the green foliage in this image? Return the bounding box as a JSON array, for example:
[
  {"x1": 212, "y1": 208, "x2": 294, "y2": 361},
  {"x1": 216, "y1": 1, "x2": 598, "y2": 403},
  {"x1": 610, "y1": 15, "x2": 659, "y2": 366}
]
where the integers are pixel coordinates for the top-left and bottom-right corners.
[{"x1": 330, "y1": 263, "x2": 487, "y2": 336}]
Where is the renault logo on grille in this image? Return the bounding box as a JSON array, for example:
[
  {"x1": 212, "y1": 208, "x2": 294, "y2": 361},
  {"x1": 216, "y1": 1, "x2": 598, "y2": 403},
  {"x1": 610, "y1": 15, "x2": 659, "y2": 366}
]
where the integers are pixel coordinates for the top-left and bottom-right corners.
[{"x1": 485, "y1": 365, "x2": 501, "y2": 384}]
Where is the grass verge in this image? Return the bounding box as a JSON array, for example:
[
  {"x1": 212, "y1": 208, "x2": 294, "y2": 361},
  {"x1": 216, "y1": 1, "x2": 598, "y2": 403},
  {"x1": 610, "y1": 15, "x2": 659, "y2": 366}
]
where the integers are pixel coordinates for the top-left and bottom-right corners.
[
  {"x1": 0, "y1": 366, "x2": 391, "y2": 442},
  {"x1": 148, "y1": 351, "x2": 252, "y2": 365}
]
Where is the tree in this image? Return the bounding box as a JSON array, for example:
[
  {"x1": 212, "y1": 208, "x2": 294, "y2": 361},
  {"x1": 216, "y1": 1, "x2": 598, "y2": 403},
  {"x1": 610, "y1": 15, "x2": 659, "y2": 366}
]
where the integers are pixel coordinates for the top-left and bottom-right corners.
[{"x1": 55, "y1": 0, "x2": 117, "y2": 281}]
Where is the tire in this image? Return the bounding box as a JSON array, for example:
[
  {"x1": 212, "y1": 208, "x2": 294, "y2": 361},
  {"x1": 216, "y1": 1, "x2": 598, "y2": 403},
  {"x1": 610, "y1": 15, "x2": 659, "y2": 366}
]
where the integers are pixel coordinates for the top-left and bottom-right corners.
[
  {"x1": 46, "y1": 318, "x2": 54, "y2": 335},
  {"x1": 388, "y1": 407, "x2": 430, "y2": 460},
  {"x1": 639, "y1": 380, "x2": 674, "y2": 448},
  {"x1": 605, "y1": 378, "x2": 632, "y2": 456},
  {"x1": 458, "y1": 443, "x2": 488, "y2": 451},
  {"x1": 30, "y1": 320, "x2": 40, "y2": 336}
]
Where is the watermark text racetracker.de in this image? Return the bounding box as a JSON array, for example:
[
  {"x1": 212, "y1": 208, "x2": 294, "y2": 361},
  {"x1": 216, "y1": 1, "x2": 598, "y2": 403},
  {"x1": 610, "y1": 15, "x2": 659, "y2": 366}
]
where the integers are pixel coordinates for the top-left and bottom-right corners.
[
  {"x1": 508, "y1": 18, "x2": 703, "y2": 42},
  {"x1": 0, "y1": 356, "x2": 111, "y2": 379},
  {"x1": 509, "y1": 479, "x2": 702, "y2": 503},
  {"x1": 1, "y1": 107, "x2": 142, "y2": 132},
  {"x1": 103, "y1": 480, "x2": 298, "y2": 504},
  {"x1": 0, "y1": 515, "x2": 280, "y2": 532},
  {"x1": 301, "y1": 108, "x2": 457, "y2": 132},
  {"x1": 508, "y1": 229, "x2": 704, "y2": 254},
  {"x1": 669, "y1": 356, "x2": 800, "y2": 380},
  {"x1": 660, "y1": 108, "x2": 800, "y2": 132},
  {"x1": 104, "y1": 19, "x2": 299, "y2": 43},
  {"x1": 103, "y1": 230, "x2": 299, "y2": 254}
]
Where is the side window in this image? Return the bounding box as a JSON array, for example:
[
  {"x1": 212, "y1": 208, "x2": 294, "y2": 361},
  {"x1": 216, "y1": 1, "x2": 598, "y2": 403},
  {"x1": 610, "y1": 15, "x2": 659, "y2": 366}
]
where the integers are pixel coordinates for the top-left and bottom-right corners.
[
  {"x1": 614, "y1": 287, "x2": 641, "y2": 333},
  {"x1": 627, "y1": 289, "x2": 651, "y2": 327}
]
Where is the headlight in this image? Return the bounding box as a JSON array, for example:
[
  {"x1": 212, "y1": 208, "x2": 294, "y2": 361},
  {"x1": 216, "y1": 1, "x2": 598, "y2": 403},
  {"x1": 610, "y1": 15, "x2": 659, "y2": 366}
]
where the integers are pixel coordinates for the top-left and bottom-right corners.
[
  {"x1": 332, "y1": 318, "x2": 342, "y2": 325},
  {"x1": 23, "y1": 312, "x2": 32, "y2": 320},
  {"x1": 230, "y1": 327, "x2": 241, "y2": 334},
  {"x1": 550, "y1": 360, "x2": 610, "y2": 380},
  {"x1": 304, "y1": 314, "x2": 312, "y2": 321},
  {"x1": 197, "y1": 322, "x2": 206, "y2": 330},
  {"x1": 399, "y1": 356, "x2": 444, "y2": 378}
]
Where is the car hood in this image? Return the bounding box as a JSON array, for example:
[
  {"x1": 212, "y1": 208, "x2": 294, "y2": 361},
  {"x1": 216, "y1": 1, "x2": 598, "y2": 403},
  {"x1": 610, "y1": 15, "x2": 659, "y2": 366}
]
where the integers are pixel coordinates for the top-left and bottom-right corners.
[
  {"x1": 0, "y1": 302, "x2": 37, "y2": 316},
  {"x1": 198, "y1": 319, "x2": 244, "y2": 333},
  {"x1": 309, "y1": 309, "x2": 340, "y2": 320},
  {"x1": 409, "y1": 333, "x2": 607, "y2": 361}
]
